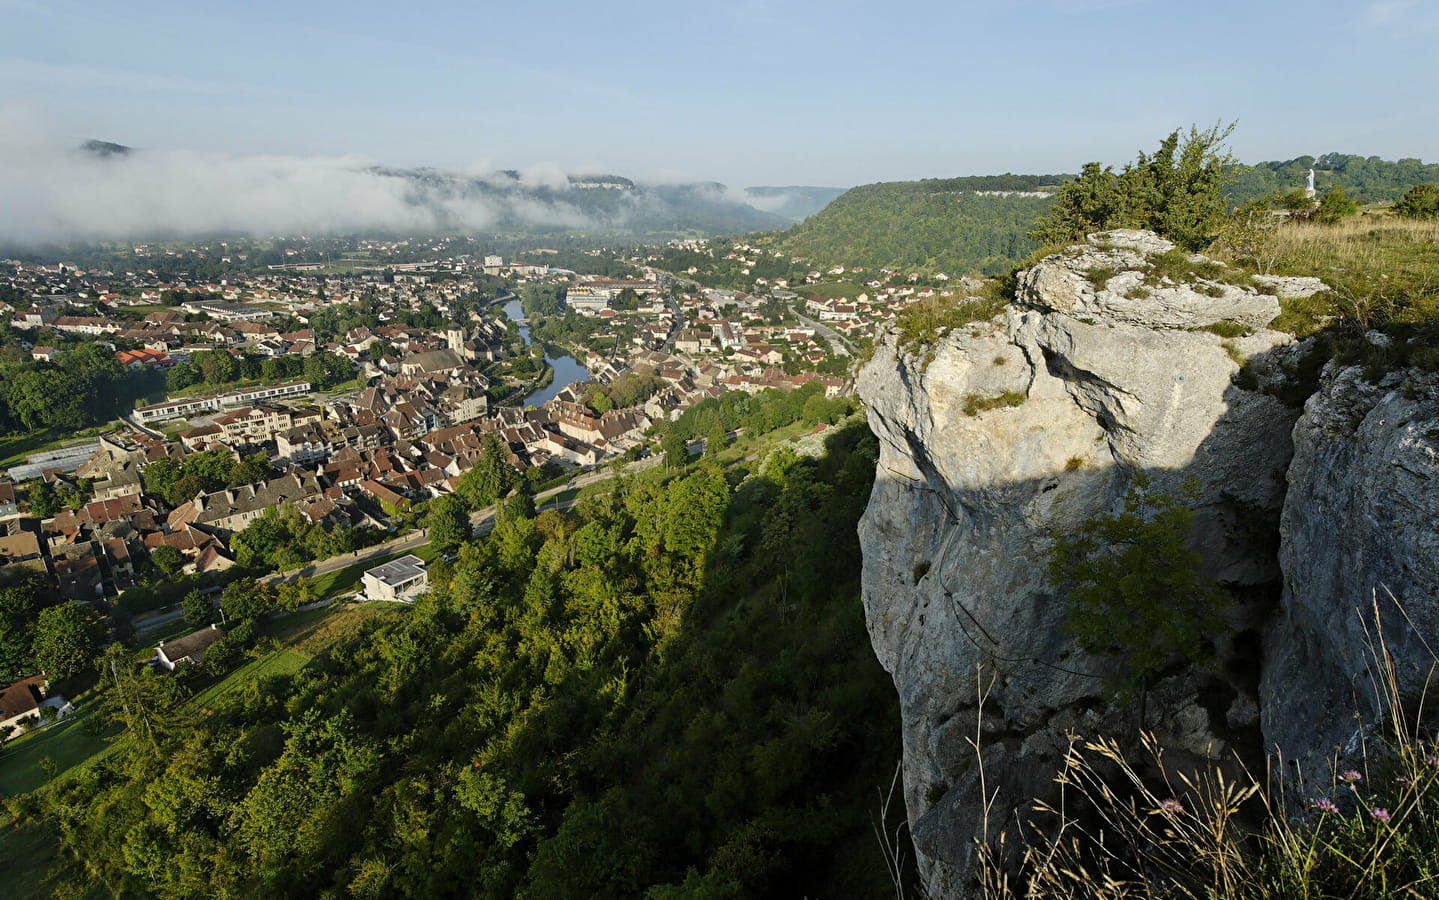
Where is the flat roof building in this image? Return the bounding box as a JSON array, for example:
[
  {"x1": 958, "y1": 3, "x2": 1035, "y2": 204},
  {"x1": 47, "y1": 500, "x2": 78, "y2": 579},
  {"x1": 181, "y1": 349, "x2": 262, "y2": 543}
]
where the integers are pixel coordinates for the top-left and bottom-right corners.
[{"x1": 362, "y1": 554, "x2": 428, "y2": 602}]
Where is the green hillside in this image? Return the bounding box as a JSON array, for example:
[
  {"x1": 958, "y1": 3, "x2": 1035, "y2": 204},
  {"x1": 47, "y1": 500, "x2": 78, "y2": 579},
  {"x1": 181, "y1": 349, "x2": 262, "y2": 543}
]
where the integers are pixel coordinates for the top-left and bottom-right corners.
[
  {"x1": 12, "y1": 409, "x2": 903, "y2": 898},
  {"x1": 1228, "y1": 153, "x2": 1439, "y2": 204},
  {"x1": 768, "y1": 174, "x2": 1065, "y2": 276}
]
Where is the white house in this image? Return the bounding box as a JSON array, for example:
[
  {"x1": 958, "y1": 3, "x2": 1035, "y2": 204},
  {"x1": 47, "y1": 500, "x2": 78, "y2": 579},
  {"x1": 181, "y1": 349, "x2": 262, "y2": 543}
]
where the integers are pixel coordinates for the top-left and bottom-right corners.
[
  {"x1": 156, "y1": 624, "x2": 226, "y2": 671},
  {"x1": 362, "y1": 554, "x2": 429, "y2": 602}
]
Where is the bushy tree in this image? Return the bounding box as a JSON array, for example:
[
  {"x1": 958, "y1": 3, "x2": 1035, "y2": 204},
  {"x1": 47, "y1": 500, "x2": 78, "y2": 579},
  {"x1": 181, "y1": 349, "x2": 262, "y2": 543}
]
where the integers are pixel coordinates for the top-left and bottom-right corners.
[
  {"x1": 32, "y1": 602, "x2": 104, "y2": 681},
  {"x1": 456, "y1": 434, "x2": 516, "y2": 509},
  {"x1": 181, "y1": 589, "x2": 213, "y2": 628},
  {"x1": 1047, "y1": 474, "x2": 1227, "y2": 694},
  {"x1": 150, "y1": 545, "x2": 186, "y2": 577},
  {"x1": 220, "y1": 580, "x2": 278, "y2": 622},
  {"x1": 27, "y1": 482, "x2": 61, "y2": 518},
  {"x1": 0, "y1": 574, "x2": 46, "y2": 681},
  {"x1": 1393, "y1": 183, "x2": 1439, "y2": 220},
  {"x1": 1315, "y1": 185, "x2": 1359, "y2": 224},
  {"x1": 1030, "y1": 124, "x2": 1237, "y2": 251},
  {"x1": 427, "y1": 494, "x2": 471, "y2": 558}
]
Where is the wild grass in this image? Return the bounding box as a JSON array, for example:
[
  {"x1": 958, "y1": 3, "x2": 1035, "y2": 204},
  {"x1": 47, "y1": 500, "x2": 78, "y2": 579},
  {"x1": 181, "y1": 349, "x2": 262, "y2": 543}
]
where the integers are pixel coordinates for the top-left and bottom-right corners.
[
  {"x1": 1084, "y1": 265, "x2": 1118, "y2": 290},
  {"x1": 1248, "y1": 216, "x2": 1439, "y2": 338},
  {"x1": 963, "y1": 390, "x2": 1027, "y2": 416},
  {"x1": 978, "y1": 595, "x2": 1439, "y2": 900},
  {"x1": 895, "y1": 290, "x2": 1009, "y2": 353}
]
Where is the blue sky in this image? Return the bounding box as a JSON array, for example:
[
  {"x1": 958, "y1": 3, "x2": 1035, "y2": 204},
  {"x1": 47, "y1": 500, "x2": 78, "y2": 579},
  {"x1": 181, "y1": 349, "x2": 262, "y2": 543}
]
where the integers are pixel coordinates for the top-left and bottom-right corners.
[{"x1": 2, "y1": 0, "x2": 1437, "y2": 187}]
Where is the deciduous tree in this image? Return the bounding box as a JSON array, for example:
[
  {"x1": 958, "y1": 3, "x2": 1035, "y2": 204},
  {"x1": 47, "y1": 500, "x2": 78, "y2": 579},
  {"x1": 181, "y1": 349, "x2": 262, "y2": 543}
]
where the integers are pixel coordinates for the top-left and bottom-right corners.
[{"x1": 32, "y1": 602, "x2": 104, "y2": 681}]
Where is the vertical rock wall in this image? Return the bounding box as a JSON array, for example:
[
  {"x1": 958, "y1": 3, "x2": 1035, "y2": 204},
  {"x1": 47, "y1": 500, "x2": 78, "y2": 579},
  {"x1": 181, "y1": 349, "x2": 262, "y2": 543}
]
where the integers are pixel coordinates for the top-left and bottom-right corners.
[{"x1": 857, "y1": 231, "x2": 1299, "y2": 896}]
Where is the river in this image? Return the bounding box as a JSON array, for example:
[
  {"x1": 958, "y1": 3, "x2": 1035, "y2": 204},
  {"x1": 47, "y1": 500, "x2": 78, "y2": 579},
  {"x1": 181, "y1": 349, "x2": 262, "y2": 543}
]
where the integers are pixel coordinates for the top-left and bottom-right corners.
[{"x1": 499, "y1": 298, "x2": 589, "y2": 407}]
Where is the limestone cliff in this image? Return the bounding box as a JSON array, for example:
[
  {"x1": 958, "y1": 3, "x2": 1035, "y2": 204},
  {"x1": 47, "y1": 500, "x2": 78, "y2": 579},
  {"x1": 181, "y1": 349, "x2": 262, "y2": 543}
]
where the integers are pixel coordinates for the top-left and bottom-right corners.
[
  {"x1": 856, "y1": 230, "x2": 1439, "y2": 896},
  {"x1": 1264, "y1": 365, "x2": 1439, "y2": 789}
]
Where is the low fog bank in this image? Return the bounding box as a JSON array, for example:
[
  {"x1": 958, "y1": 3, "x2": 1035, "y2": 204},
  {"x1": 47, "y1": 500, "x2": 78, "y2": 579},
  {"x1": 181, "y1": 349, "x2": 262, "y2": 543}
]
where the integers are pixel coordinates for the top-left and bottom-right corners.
[{"x1": 0, "y1": 137, "x2": 791, "y2": 246}]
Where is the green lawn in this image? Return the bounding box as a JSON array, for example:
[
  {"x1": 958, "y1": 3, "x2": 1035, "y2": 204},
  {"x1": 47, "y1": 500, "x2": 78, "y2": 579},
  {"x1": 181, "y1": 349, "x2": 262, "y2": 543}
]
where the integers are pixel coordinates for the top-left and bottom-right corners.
[
  {"x1": 190, "y1": 649, "x2": 308, "y2": 711},
  {"x1": 190, "y1": 603, "x2": 399, "y2": 711},
  {"x1": 791, "y1": 281, "x2": 867, "y2": 300},
  {"x1": 0, "y1": 711, "x2": 120, "y2": 798},
  {"x1": 0, "y1": 816, "x2": 85, "y2": 899}
]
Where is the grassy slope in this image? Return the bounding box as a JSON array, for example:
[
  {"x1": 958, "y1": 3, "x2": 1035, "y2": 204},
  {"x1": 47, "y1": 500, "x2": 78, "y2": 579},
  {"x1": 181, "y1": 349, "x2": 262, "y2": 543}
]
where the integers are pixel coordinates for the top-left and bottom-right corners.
[{"x1": 1264, "y1": 215, "x2": 1439, "y2": 335}]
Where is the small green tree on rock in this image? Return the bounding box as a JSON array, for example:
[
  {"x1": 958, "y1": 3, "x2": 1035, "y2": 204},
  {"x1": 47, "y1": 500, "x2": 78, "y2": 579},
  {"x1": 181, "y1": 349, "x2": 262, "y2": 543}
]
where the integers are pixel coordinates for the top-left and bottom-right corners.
[
  {"x1": 1030, "y1": 124, "x2": 1236, "y2": 251},
  {"x1": 1047, "y1": 474, "x2": 1227, "y2": 696}
]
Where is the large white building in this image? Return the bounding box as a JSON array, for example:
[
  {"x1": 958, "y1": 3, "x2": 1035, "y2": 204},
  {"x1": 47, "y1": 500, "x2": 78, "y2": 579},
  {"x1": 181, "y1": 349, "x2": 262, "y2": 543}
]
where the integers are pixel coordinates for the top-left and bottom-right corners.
[{"x1": 134, "y1": 381, "x2": 312, "y2": 423}]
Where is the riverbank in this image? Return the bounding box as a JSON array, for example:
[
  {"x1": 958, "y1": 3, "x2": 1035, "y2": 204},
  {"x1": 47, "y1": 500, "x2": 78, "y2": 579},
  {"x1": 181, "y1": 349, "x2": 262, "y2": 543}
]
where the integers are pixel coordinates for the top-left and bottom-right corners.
[{"x1": 497, "y1": 299, "x2": 588, "y2": 406}]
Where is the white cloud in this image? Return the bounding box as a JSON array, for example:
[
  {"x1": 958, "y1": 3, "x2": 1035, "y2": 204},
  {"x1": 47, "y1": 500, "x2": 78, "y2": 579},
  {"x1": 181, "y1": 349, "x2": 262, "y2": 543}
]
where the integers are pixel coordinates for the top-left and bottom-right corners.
[
  {"x1": 1366, "y1": 0, "x2": 1418, "y2": 25},
  {"x1": 0, "y1": 128, "x2": 608, "y2": 246}
]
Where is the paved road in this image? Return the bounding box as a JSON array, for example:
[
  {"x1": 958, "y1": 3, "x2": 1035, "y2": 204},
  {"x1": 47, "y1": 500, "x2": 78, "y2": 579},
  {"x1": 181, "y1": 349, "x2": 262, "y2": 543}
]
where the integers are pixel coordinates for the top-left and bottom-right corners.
[
  {"x1": 788, "y1": 303, "x2": 855, "y2": 356},
  {"x1": 133, "y1": 605, "x2": 186, "y2": 636}
]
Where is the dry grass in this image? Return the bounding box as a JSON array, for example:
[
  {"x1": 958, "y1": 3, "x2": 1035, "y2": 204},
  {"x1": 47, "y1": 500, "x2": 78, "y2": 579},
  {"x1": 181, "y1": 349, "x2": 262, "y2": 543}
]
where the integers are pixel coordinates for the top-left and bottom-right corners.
[
  {"x1": 979, "y1": 593, "x2": 1439, "y2": 900},
  {"x1": 1266, "y1": 216, "x2": 1439, "y2": 288},
  {"x1": 1252, "y1": 215, "x2": 1439, "y2": 337}
]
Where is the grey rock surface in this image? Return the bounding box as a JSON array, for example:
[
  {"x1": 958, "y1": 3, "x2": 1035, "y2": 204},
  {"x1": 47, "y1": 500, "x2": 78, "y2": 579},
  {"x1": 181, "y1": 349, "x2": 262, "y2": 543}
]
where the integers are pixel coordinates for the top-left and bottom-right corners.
[
  {"x1": 858, "y1": 235, "x2": 1299, "y2": 896},
  {"x1": 1252, "y1": 273, "x2": 1330, "y2": 299},
  {"x1": 1264, "y1": 366, "x2": 1439, "y2": 791}
]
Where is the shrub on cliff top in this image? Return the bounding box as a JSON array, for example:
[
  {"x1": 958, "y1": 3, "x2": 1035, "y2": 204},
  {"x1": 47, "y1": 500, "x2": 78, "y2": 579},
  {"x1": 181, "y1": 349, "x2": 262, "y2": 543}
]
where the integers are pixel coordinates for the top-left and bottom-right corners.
[{"x1": 1030, "y1": 124, "x2": 1236, "y2": 252}]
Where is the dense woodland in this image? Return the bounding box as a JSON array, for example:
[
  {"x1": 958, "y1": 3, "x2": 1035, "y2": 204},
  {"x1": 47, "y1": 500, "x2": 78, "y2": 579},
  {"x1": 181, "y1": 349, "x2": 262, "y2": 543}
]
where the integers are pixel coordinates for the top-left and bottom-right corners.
[
  {"x1": 12, "y1": 400, "x2": 900, "y2": 898},
  {"x1": 1227, "y1": 153, "x2": 1439, "y2": 204},
  {"x1": 0, "y1": 343, "x2": 158, "y2": 435},
  {"x1": 773, "y1": 177, "x2": 1061, "y2": 276}
]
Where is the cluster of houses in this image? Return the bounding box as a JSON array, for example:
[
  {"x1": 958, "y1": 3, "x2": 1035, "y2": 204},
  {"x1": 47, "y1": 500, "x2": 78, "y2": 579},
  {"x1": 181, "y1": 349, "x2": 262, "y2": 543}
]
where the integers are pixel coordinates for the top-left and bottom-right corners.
[
  {"x1": 654, "y1": 239, "x2": 988, "y2": 347},
  {"x1": 1, "y1": 241, "x2": 852, "y2": 609}
]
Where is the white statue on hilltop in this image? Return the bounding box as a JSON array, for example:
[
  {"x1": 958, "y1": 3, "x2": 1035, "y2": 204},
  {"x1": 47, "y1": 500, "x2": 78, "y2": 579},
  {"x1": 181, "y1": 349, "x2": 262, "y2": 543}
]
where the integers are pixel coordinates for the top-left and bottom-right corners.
[{"x1": 1307, "y1": 168, "x2": 1316, "y2": 192}]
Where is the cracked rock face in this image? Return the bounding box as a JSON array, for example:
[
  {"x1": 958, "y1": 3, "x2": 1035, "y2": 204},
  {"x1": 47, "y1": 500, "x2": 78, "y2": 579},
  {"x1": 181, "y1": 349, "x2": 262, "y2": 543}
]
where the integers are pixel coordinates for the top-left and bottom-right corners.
[
  {"x1": 1264, "y1": 366, "x2": 1439, "y2": 790},
  {"x1": 857, "y1": 234, "x2": 1298, "y2": 896}
]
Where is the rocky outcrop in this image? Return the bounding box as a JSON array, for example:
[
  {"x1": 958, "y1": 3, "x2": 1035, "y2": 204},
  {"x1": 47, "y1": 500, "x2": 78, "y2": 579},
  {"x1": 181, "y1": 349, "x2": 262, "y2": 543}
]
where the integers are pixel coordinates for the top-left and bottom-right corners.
[
  {"x1": 859, "y1": 228, "x2": 1439, "y2": 897},
  {"x1": 1264, "y1": 365, "x2": 1439, "y2": 787},
  {"x1": 858, "y1": 231, "x2": 1299, "y2": 895}
]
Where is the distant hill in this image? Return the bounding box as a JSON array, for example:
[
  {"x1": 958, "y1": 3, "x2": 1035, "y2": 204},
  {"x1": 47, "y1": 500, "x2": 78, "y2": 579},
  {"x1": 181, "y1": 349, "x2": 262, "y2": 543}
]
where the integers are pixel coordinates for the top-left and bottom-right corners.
[
  {"x1": 768, "y1": 174, "x2": 1067, "y2": 276},
  {"x1": 78, "y1": 139, "x2": 133, "y2": 158},
  {"x1": 767, "y1": 156, "x2": 1439, "y2": 277},
  {"x1": 1228, "y1": 153, "x2": 1439, "y2": 203},
  {"x1": 742, "y1": 186, "x2": 848, "y2": 222},
  {"x1": 364, "y1": 167, "x2": 791, "y2": 237}
]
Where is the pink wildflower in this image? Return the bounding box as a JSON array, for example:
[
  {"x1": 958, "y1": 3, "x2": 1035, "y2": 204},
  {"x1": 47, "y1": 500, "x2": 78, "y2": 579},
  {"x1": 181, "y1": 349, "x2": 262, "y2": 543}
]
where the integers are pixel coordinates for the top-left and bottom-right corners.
[
  {"x1": 1339, "y1": 770, "x2": 1363, "y2": 785},
  {"x1": 1314, "y1": 797, "x2": 1339, "y2": 814},
  {"x1": 1159, "y1": 798, "x2": 1183, "y2": 814},
  {"x1": 1369, "y1": 807, "x2": 1391, "y2": 823}
]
